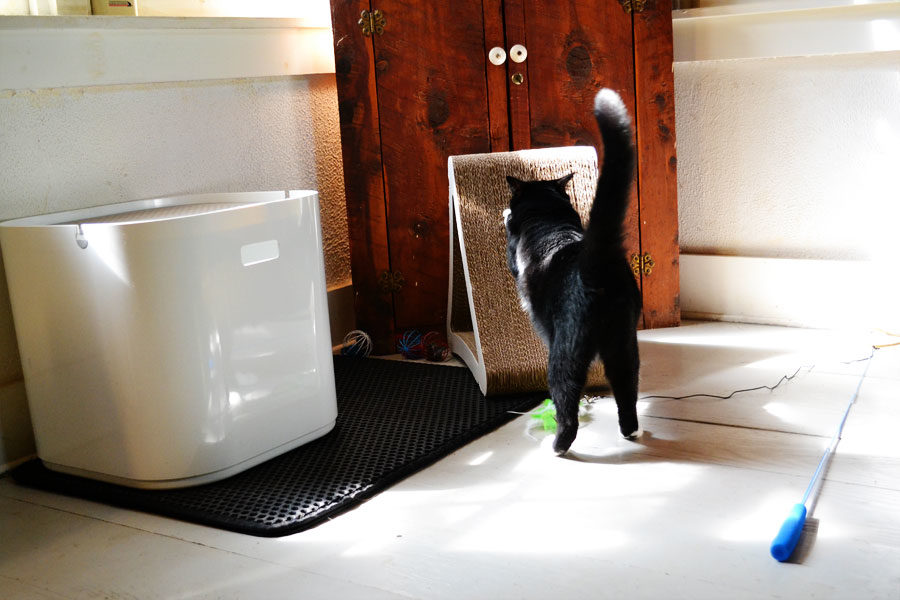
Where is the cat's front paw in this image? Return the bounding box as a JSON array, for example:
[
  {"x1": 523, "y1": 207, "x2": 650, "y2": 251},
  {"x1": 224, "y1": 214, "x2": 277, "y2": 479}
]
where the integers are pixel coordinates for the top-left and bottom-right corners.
[{"x1": 502, "y1": 208, "x2": 512, "y2": 225}]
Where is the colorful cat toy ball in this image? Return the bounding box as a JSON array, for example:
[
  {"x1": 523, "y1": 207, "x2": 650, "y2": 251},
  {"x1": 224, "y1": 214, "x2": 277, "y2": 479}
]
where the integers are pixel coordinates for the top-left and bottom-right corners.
[
  {"x1": 396, "y1": 329, "x2": 452, "y2": 361},
  {"x1": 422, "y1": 331, "x2": 451, "y2": 362},
  {"x1": 340, "y1": 329, "x2": 373, "y2": 357},
  {"x1": 396, "y1": 329, "x2": 425, "y2": 359}
]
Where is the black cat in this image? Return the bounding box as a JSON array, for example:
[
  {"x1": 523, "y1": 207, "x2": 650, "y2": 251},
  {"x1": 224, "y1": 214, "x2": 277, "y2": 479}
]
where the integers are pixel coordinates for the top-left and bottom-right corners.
[{"x1": 503, "y1": 88, "x2": 642, "y2": 455}]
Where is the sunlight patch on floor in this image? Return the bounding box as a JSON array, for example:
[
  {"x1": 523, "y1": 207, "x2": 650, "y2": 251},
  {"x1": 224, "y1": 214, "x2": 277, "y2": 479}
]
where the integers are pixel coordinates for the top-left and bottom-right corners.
[
  {"x1": 720, "y1": 490, "x2": 798, "y2": 542},
  {"x1": 762, "y1": 401, "x2": 805, "y2": 426},
  {"x1": 468, "y1": 450, "x2": 494, "y2": 466},
  {"x1": 838, "y1": 432, "x2": 900, "y2": 459},
  {"x1": 447, "y1": 501, "x2": 631, "y2": 555}
]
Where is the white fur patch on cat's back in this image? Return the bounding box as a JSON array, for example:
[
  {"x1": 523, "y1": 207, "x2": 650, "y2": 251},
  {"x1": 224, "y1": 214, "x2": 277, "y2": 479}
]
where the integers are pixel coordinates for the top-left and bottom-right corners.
[
  {"x1": 518, "y1": 294, "x2": 532, "y2": 315},
  {"x1": 515, "y1": 244, "x2": 530, "y2": 278},
  {"x1": 514, "y1": 244, "x2": 533, "y2": 315}
]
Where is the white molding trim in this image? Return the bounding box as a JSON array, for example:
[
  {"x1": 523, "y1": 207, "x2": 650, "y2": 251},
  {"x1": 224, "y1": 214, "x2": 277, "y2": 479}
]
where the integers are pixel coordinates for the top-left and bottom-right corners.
[
  {"x1": 327, "y1": 282, "x2": 355, "y2": 352},
  {"x1": 673, "y1": 2, "x2": 900, "y2": 62},
  {"x1": 0, "y1": 379, "x2": 34, "y2": 475},
  {"x1": 0, "y1": 15, "x2": 335, "y2": 91},
  {"x1": 680, "y1": 254, "x2": 898, "y2": 330}
]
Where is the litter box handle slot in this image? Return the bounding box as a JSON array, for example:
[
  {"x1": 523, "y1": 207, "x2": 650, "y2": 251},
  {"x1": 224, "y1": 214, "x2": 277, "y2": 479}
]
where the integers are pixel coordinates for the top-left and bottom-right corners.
[{"x1": 240, "y1": 239, "x2": 280, "y2": 267}]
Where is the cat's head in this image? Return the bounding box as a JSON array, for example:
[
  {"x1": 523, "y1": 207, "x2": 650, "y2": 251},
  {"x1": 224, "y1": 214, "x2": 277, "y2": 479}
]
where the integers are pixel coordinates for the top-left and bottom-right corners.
[{"x1": 505, "y1": 173, "x2": 575, "y2": 212}]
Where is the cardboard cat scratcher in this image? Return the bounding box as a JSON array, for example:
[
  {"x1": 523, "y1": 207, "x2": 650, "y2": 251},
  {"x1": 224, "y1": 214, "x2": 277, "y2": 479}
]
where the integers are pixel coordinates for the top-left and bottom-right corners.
[{"x1": 447, "y1": 146, "x2": 607, "y2": 396}]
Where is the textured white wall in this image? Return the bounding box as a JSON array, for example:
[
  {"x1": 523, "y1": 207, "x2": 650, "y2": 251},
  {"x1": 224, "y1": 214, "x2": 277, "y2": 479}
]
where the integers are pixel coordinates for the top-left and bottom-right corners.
[
  {"x1": 0, "y1": 75, "x2": 349, "y2": 283},
  {"x1": 675, "y1": 50, "x2": 900, "y2": 261},
  {"x1": 0, "y1": 74, "x2": 351, "y2": 469}
]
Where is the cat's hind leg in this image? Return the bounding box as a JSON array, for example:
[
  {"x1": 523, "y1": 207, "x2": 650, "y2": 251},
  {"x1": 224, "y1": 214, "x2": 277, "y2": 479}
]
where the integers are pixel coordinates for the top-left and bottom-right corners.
[
  {"x1": 547, "y1": 335, "x2": 592, "y2": 455},
  {"x1": 598, "y1": 328, "x2": 641, "y2": 439}
]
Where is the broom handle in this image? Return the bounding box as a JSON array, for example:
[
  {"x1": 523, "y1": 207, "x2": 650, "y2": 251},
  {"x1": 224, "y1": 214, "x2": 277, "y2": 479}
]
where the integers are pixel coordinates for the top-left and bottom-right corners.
[{"x1": 771, "y1": 355, "x2": 872, "y2": 562}]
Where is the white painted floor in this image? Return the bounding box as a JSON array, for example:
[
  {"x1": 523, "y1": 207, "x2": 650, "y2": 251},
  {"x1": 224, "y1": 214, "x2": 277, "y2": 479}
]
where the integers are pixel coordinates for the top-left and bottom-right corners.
[{"x1": 2, "y1": 321, "x2": 899, "y2": 599}]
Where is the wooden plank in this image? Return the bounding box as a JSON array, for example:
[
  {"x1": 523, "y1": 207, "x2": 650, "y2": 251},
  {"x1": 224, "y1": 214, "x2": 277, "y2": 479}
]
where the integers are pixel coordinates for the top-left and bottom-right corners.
[
  {"x1": 330, "y1": 0, "x2": 395, "y2": 353},
  {"x1": 372, "y1": 1, "x2": 493, "y2": 333},
  {"x1": 633, "y1": 0, "x2": 681, "y2": 328},
  {"x1": 501, "y1": 0, "x2": 531, "y2": 150},
  {"x1": 482, "y1": 0, "x2": 510, "y2": 152},
  {"x1": 519, "y1": 0, "x2": 643, "y2": 324}
]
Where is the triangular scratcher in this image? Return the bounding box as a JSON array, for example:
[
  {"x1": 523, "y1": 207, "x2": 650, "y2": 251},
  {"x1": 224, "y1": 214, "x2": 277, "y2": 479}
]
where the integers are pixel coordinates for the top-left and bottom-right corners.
[{"x1": 447, "y1": 146, "x2": 607, "y2": 396}]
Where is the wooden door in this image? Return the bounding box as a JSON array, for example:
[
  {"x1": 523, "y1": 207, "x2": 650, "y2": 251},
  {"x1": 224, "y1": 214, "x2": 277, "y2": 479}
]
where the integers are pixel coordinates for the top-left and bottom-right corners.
[
  {"x1": 372, "y1": 1, "x2": 493, "y2": 334},
  {"x1": 331, "y1": 0, "x2": 494, "y2": 352},
  {"x1": 332, "y1": 0, "x2": 393, "y2": 351}
]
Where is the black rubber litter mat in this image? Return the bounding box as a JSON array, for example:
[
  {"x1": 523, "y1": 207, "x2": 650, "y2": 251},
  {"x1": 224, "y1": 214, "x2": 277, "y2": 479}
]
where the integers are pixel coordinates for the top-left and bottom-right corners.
[{"x1": 12, "y1": 356, "x2": 544, "y2": 537}]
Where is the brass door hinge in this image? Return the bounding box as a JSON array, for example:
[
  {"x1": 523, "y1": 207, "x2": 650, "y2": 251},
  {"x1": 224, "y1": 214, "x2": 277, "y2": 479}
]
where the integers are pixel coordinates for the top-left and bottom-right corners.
[
  {"x1": 619, "y1": 0, "x2": 647, "y2": 14},
  {"x1": 378, "y1": 269, "x2": 404, "y2": 293},
  {"x1": 631, "y1": 252, "x2": 655, "y2": 277},
  {"x1": 358, "y1": 9, "x2": 386, "y2": 36}
]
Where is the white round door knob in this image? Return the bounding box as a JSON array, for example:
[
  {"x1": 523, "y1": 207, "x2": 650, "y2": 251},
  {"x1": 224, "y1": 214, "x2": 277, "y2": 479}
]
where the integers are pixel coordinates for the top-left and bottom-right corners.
[
  {"x1": 509, "y1": 44, "x2": 527, "y2": 63},
  {"x1": 489, "y1": 47, "x2": 507, "y2": 66}
]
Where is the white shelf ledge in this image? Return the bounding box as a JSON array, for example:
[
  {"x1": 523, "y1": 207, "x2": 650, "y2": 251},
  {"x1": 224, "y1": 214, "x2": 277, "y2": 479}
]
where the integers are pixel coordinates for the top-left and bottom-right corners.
[
  {"x1": 0, "y1": 15, "x2": 335, "y2": 90},
  {"x1": 674, "y1": 2, "x2": 900, "y2": 61}
]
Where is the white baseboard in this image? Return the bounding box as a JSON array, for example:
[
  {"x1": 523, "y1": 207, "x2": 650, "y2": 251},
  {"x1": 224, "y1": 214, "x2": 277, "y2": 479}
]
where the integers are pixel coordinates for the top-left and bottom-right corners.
[
  {"x1": 0, "y1": 379, "x2": 35, "y2": 474},
  {"x1": 680, "y1": 254, "x2": 898, "y2": 330}
]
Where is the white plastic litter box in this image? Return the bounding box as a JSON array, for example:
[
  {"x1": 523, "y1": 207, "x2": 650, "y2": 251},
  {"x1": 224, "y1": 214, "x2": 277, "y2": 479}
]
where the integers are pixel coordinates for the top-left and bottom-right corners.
[{"x1": 0, "y1": 190, "x2": 337, "y2": 489}]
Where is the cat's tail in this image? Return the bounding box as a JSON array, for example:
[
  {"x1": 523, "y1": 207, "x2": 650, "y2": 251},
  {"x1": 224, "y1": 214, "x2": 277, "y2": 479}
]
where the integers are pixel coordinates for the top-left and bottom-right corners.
[{"x1": 582, "y1": 88, "x2": 635, "y2": 266}]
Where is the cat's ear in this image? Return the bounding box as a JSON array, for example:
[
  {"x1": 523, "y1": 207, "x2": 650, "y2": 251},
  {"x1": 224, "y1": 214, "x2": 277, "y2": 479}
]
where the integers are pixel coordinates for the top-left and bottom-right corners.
[
  {"x1": 506, "y1": 175, "x2": 524, "y2": 196},
  {"x1": 554, "y1": 173, "x2": 575, "y2": 192}
]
